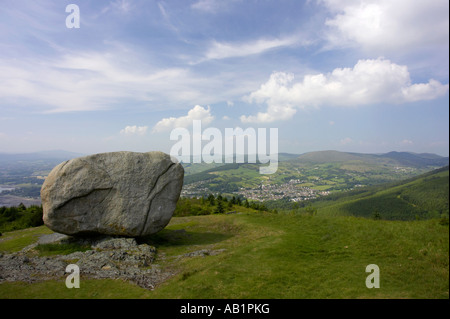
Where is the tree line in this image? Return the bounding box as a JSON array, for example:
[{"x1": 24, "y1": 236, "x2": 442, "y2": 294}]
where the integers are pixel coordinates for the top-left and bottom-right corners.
[
  {"x1": 0, "y1": 203, "x2": 44, "y2": 233},
  {"x1": 174, "y1": 194, "x2": 271, "y2": 217}
]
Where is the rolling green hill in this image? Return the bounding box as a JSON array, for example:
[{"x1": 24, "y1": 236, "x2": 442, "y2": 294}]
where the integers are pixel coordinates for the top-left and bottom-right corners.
[{"x1": 313, "y1": 166, "x2": 449, "y2": 220}]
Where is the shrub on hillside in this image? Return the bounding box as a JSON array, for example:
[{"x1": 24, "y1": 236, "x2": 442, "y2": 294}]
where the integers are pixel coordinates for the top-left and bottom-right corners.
[{"x1": 0, "y1": 204, "x2": 43, "y2": 232}]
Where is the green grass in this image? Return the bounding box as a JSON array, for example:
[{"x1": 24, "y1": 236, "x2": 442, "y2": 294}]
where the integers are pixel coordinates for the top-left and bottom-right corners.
[
  {"x1": 147, "y1": 214, "x2": 448, "y2": 299},
  {"x1": 35, "y1": 242, "x2": 91, "y2": 256},
  {"x1": 0, "y1": 225, "x2": 52, "y2": 253},
  {"x1": 0, "y1": 213, "x2": 448, "y2": 299},
  {"x1": 0, "y1": 279, "x2": 154, "y2": 299},
  {"x1": 314, "y1": 167, "x2": 449, "y2": 220}
]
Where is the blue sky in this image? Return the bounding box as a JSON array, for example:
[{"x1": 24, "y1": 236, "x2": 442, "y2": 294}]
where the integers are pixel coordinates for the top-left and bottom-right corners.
[{"x1": 0, "y1": 0, "x2": 448, "y2": 156}]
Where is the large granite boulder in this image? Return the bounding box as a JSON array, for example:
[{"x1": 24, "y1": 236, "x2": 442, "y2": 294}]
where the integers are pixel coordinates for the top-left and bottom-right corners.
[{"x1": 41, "y1": 151, "x2": 184, "y2": 237}]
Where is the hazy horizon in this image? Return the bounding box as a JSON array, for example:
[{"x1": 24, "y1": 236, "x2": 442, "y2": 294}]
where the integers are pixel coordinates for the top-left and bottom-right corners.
[{"x1": 1, "y1": 148, "x2": 449, "y2": 158}]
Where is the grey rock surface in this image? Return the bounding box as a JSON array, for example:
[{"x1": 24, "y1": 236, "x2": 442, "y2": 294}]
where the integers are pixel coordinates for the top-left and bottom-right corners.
[
  {"x1": 183, "y1": 249, "x2": 227, "y2": 258},
  {"x1": 0, "y1": 236, "x2": 167, "y2": 289},
  {"x1": 38, "y1": 233, "x2": 70, "y2": 244},
  {"x1": 41, "y1": 151, "x2": 184, "y2": 237}
]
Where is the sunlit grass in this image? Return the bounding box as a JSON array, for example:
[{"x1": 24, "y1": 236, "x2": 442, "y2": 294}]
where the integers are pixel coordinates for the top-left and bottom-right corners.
[{"x1": 0, "y1": 214, "x2": 448, "y2": 299}]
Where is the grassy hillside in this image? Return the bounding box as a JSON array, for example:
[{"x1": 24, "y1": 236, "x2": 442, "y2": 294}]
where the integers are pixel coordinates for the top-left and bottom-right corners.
[
  {"x1": 0, "y1": 213, "x2": 448, "y2": 299},
  {"x1": 313, "y1": 166, "x2": 449, "y2": 220}
]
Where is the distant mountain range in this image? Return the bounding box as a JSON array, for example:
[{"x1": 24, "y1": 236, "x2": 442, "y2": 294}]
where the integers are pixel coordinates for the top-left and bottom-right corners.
[
  {"x1": 0, "y1": 150, "x2": 85, "y2": 163},
  {"x1": 0, "y1": 149, "x2": 447, "y2": 167},
  {"x1": 183, "y1": 150, "x2": 448, "y2": 175},
  {"x1": 293, "y1": 150, "x2": 449, "y2": 168}
]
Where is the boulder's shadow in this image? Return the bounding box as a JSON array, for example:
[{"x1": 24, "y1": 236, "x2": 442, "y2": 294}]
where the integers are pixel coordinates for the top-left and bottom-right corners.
[{"x1": 138, "y1": 229, "x2": 232, "y2": 247}]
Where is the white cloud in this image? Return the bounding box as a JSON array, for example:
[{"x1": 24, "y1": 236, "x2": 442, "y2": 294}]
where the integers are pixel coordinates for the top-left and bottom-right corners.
[
  {"x1": 111, "y1": 0, "x2": 133, "y2": 13},
  {"x1": 202, "y1": 36, "x2": 298, "y2": 61},
  {"x1": 401, "y1": 139, "x2": 413, "y2": 145},
  {"x1": 240, "y1": 104, "x2": 296, "y2": 124},
  {"x1": 152, "y1": 105, "x2": 214, "y2": 133},
  {"x1": 0, "y1": 47, "x2": 237, "y2": 113},
  {"x1": 241, "y1": 58, "x2": 449, "y2": 123},
  {"x1": 191, "y1": 0, "x2": 237, "y2": 13},
  {"x1": 191, "y1": 0, "x2": 220, "y2": 12},
  {"x1": 320, "y1": 0, "x2": 449, "y2": 54},
  {"x1": 120, "y1": 125, "x2": 148, "y2": 136},
  {"x1": 157, "y1": 2, "x2": 180, "y2": 33},
  {"x1": 402, "y1": 80, "x2": 449, "y2": 102}
]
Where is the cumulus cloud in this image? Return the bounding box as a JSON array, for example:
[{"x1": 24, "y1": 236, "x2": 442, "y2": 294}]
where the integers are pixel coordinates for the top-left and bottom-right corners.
[
  {"x1": 120, "y1": 125, "x2": 148, "y2": 135},
  {"x1": 401, "y1": 80, "x2": 449, "y2": 103},
  {"x1": 240, "y1": 104, "x2": 296, "y2": 124},
  {"x1": 152, "y1": 105, "x2": 214, "y2": 133},
  {"x1": 320, "y1": 0, "x2": 449, "y2": 54},
  {"x1": 240, "y1": 58, "x2": 449, "y2": 123}
]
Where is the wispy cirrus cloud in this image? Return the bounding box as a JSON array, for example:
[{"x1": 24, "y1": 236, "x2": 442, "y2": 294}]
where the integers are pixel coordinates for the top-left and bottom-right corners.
[
  {"x1": 100, "y1": 0, "x2": 135, "y2": 15},
  {"x1": 205, "y1": 37, "x2": 298, "y2": 60},
  {"x1": 0, "y1": 46, "x2": 237, "y2": 113},
  {"x1": 191, "y1": 0, "x2": 238, "y2": 13},
  {"x1": 190, "y1": 35, "x2": 303, "y2": 65}
]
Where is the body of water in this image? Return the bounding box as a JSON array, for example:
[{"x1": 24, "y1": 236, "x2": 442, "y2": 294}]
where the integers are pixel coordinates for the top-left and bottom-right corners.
[{"x1": 0, "y1": 186, "x2": 15, "y2": 193}]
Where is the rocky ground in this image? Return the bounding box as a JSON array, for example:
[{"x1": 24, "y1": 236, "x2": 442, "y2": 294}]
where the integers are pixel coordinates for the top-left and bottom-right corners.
[
  {"x1": 0, "y1": 235, "x2": 169, "y2": 289},
  {"x1": 0, "y1": 232, "x2": 226, "y2": 290}
]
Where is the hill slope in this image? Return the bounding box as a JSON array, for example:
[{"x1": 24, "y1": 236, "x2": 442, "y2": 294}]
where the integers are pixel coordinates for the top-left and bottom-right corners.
[
  {"x1": 314, "y1": 166, "x2": 449, "y2": 220},
  {"x1": 380, "y1": 151, "x2": 449, "y2": 167}
]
